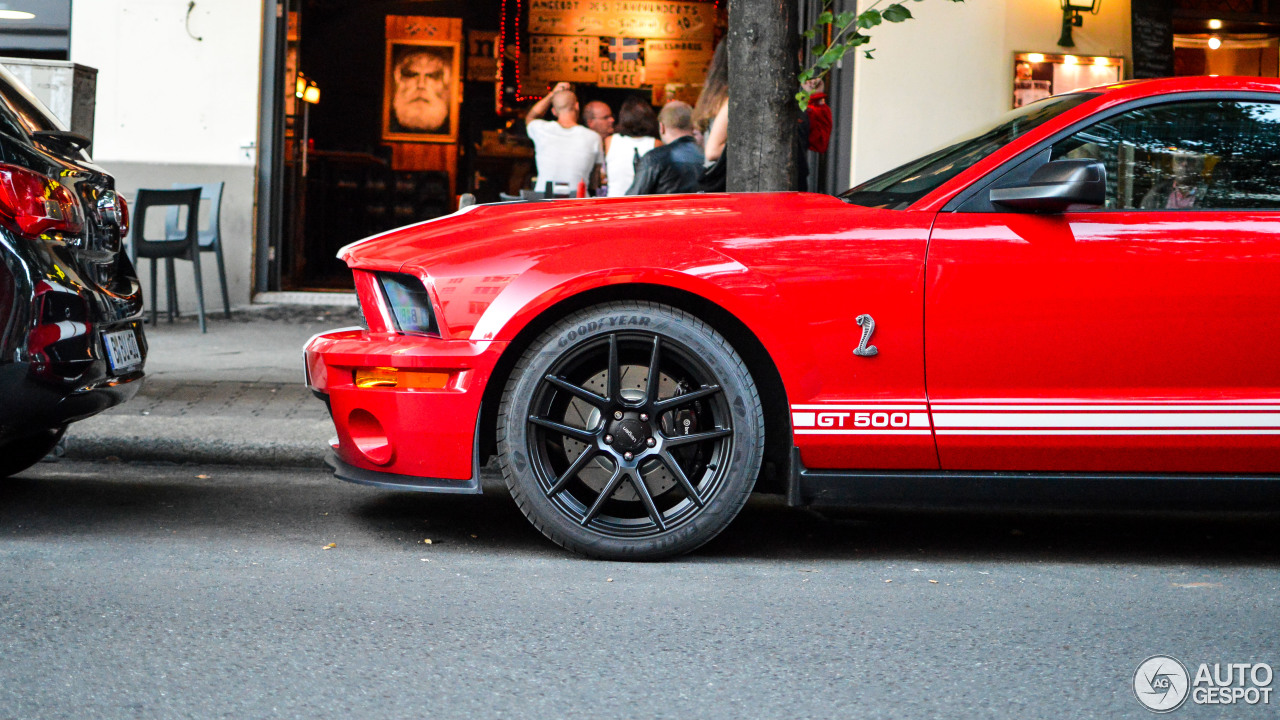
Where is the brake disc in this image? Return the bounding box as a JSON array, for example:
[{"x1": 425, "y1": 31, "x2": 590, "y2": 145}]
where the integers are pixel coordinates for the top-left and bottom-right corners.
[{"x1": 560, "y1": 364, "x2": 679, "y2": 501}]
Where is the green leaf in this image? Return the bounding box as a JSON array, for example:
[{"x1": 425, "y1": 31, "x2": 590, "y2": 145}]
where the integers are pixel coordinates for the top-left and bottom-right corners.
[
  {"x1": 845, "y1": 33, "x2": 870, "y2": 47},
  {"x1": 796, "y1": 91, "x2": 811, "y2": 112},
  {"x1": 882, "y1": 3, "x2": 913, "y2": 22},
  {"x1": 817, "y1": 10, "x2": 833, "y2": 24},
  {"x1": 802, "y1": 28, "x2": 815, "y2": 39},
  {"x1": 863, "y1": 49, "x2": 876, "y2": 59},
  {"x1": 857, "y1": 9, "x2": 881, "y2": 28},
  {"x1": 799, "y1": 68, "x2": 814, "y2": 82},
  {"x1": 837, "y1": 11, "x2": 858, "y2": 29}
]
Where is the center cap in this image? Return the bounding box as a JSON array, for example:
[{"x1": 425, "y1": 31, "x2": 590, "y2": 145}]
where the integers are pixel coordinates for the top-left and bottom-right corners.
[{"x1": 608, "y1": 417, "x2": 650, "y2": 453}]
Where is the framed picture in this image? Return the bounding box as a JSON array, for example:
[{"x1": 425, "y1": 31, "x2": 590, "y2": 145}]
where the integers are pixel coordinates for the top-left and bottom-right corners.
[{"x1": 383, "y1": 38, "x2": 461, "y2": 143}]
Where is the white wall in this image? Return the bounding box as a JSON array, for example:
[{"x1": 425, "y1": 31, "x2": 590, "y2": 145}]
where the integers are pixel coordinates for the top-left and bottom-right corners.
[
  {"x1": 69, "y1": 0, "x2": 264, "y2": 166},
  {"x1": 849, "y1": 0, "x2": 1132, "y2": 184},
  {"x1": 69, "y1": 0, "x2": 265, "y2": 309}
]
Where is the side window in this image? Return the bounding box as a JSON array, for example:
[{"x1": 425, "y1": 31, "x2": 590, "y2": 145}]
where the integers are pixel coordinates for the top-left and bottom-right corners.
[{"x1": 1049, "y1": 100, "x2": 1280, "y2": 210}]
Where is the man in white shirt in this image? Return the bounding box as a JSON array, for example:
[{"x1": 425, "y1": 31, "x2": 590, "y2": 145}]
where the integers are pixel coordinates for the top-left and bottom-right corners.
[{"x1": 524, "y1": 82, "x2": 603, "y2": 194}]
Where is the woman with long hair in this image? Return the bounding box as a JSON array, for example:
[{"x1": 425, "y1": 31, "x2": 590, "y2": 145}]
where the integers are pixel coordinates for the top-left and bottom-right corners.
[
  {"x1": 693, "y1": 40, "x2": 728, "y2": 165},
  {"x1": 605, "y1": 96, "x2": 661, "y2": 197}
]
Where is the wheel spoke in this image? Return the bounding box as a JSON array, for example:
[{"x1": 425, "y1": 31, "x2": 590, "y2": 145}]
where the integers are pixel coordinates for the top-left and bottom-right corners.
[
  {"x1": 653, "y1": 385, "x2": 722, "y2": 413},
  {"x1": 547, "y1": 448, "x2": 599, "y2": 497},
  {"x1": 664, "y1": 426, "x2": 732, "y2": 448},
  {"x1": 528, "y1": 415, "x2": 597, "y2": 444},
  {"x1": 544, "y1": 374, "x2": 609, "y2": 408},
  {"x1": 657, "y1": 450, "x2": 704, "y2": 508},
  {"x1": 606, "y1": 334, "x2": 621, "y2": 403},
  {"x1": 630, "y1": 468, "x2": 667, "y2": 531},
  {"x1": 582, "y1": 466, "x2": 628, "y2": 526},
  {"x1": 644, "y1": 336, "x2": 662, "y2": 405}
]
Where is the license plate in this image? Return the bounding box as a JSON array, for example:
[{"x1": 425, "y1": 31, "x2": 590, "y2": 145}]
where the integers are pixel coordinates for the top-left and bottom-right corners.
[{"x1": 103, "y1": 328, "x2": 142, "y2": 371}]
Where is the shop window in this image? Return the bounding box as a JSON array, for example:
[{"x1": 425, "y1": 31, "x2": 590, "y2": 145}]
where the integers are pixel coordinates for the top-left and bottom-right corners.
[{"x1": 1013, "y1": 52, "x2": 1123, "y2": 109}]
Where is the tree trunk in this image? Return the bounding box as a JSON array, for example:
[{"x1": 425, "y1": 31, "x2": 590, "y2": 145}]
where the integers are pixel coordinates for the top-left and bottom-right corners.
[{"x1": 727, "y1": 0, "x2": 800, "y2": 192}]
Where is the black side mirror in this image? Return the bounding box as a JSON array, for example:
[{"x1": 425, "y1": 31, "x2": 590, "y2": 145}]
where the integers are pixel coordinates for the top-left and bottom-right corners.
[{"x1": 990, "y1": 158, "x2": 1105, "y2": 212}]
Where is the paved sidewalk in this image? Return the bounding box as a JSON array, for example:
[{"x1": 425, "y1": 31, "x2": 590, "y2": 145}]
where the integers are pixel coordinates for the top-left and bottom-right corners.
[{"x1": 65, "y1": 304, "x2": 363, "y2": 467}]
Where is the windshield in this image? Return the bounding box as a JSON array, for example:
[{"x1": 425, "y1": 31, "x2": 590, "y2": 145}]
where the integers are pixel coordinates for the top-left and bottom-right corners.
[{"x1": 840, "y1": 92, "x2": 1099, "y2": 210}]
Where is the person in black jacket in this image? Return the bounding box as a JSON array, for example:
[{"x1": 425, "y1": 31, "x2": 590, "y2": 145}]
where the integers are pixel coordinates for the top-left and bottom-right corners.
[{"x1": 626, "y1": 101, "x2": 705, "y2": 195}]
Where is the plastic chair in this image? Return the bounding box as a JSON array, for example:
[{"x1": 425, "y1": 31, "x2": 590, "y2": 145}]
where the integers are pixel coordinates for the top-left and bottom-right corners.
[
  {"x1": 166, "y1": 182, "x2": 230, "y2": 319},
  {"x1": 130, "y1": 187, "x2": 207, "y2": 333}
]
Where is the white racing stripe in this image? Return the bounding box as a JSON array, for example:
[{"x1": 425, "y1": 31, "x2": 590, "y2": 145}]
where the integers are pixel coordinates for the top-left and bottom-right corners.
[
  {"x1": 934, "y1": 404, "x2": 1280, "y2": 411},
  {"x1": 791, "y1": 403, "x2": 931, "y2": 435},
  {"x1": 937, "y1": 429, "x2": 1280, "y2": 436},
  {"x1": 791, "y1": 401, "x2": 1280, "y2": 437},
  {"x1": 796, "y1": 429, "x2": 933, "y2": 436},
  {"x1": 933, "y1": 412, "x2": 1280, "y2": 429}
]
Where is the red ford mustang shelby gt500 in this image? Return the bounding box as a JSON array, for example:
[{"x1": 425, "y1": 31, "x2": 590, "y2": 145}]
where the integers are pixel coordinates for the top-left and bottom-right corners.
[{"x1": 305, "y1": 77, "x2": 1280, "y2": 559}]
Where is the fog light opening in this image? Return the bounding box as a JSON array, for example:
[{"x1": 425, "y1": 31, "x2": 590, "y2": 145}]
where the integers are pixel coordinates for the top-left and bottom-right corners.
[{"x1": 347, "y1": 408, "x2": 394, "y2": 465}]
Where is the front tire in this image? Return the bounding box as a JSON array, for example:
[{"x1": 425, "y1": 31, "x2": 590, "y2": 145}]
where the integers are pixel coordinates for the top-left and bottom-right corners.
[{"x1": 497, "y1": 301, "x2": 764, "y2": 560}]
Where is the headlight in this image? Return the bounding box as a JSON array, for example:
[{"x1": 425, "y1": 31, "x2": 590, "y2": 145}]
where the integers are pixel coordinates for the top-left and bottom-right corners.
[{"x1": 377, "y1": 272, "x2": 438, "y2": 336}]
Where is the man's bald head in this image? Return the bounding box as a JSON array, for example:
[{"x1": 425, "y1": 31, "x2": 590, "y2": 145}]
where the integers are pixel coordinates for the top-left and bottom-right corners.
[
  {"x1": 550, "y1": 90, "x2": 579, "y2": 126},
  {"x1": 657, "y1": 100, "x2": 694, "y2": 143}
]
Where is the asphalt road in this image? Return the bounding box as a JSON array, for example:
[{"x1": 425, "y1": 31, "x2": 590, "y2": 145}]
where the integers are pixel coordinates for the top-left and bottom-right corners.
[{"x1": 2, "y1": 460, "x2": 1278, "y2": 719}]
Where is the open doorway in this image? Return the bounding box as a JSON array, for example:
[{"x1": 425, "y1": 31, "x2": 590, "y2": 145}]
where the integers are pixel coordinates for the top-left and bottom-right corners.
[
  {"x1": 276, "y1": 1, "x2": 506, "y2": 291},
  {"x1": 1175, "y1": 34, "x2": 1279, "y2": 76},
  {"x1": 1173, "y1": 10, "x2": 1280, "y2": 79}
]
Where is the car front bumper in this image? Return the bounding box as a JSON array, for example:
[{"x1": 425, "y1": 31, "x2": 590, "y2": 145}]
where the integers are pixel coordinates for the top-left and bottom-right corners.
[{"x1": 304, "y1": 327, "x2": 508, "y2": 491}]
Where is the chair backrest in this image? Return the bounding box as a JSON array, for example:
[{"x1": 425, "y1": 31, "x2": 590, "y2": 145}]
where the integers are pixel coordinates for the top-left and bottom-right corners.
[
  {"x1": 132, "y1": 187, "x2": 201, "y2": 260},
  {"x1": 165, "y1": 182, "x2": 224, "y2": 249}
]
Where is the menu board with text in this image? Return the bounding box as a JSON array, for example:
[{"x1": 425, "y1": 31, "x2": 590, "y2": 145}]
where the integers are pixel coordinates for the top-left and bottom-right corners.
[
  {"x1": 528, "y1": 0, "x2": 715, "y2": 41},
  {"x1": 643, "y1": 39, "x2": 711, "y2": 84},
  {"x1": 527, "y1": 35, "x2": 599, "y2": 83}
]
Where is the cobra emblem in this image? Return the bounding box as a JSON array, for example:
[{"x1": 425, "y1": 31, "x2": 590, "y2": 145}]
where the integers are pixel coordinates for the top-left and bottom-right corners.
[{"x1": 853, "y1": 314, "x2": 878, "y2": 357}]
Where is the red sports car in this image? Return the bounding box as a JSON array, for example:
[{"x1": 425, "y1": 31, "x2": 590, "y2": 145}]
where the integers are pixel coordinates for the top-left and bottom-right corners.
[{"x1": 305, "y1": 76, "x2": 1280, "y2": 559}]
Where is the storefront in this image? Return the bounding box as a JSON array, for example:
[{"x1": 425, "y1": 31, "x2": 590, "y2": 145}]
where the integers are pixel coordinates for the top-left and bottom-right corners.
[
  {"x1": 257, "y1": 0, "x2": 726, "y2": 291},
  {"x1": 54, "y1": 0, "x2": 1280, "y2": 305}
]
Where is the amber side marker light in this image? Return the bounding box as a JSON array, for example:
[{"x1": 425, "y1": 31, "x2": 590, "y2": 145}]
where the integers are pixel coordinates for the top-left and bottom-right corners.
[{"x1": 355, "y1": 367, "x2": 449, "y2": 389}]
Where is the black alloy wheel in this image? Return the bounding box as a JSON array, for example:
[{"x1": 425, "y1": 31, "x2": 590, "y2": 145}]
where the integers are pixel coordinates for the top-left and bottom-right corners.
[{"x1": 497, "y1": 301, "x2": 764, "y2": 560}]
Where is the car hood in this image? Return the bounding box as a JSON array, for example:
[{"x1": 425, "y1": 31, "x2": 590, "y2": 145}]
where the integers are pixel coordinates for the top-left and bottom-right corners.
[{"x1": 339, "y1": 192, "x2": 888, "y2": 275}]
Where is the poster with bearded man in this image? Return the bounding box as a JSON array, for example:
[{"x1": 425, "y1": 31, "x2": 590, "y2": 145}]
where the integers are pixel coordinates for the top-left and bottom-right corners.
[{"x1": 382, "y1": 40, "x2": 460, "y2": 143}]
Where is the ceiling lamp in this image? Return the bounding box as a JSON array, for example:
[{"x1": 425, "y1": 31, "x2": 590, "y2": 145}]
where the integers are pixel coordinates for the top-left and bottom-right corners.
[
  {"x1": 1208, "y1": 37, "x2": 1222, "y2": 50},
  {"x1": 0, "y1": 10, "x2": 35, "y2": 20}
]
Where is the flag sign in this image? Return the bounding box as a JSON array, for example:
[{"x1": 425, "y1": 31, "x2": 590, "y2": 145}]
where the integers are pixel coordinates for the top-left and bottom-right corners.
[{"x1": 602, "y1": 37, "x2": 643, "y2": 63}]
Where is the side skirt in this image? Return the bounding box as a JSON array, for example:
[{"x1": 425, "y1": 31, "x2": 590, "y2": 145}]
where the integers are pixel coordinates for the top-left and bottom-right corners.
[{"x1": 785, "y1": 448, "x2": 1280, "y2": 512}]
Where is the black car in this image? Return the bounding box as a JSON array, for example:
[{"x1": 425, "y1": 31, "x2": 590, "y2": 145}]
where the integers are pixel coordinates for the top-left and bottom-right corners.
[{"x1": 0, "y1": 65, "x2": 145, "y2": 478}]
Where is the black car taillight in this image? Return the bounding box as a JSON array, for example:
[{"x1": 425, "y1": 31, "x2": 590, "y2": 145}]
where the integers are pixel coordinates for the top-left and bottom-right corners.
[
  {"x1": 116, "y1": 192, "x2": 129, "y2": 236},
  {"x1": 377, "y1": 272, "x2": 438, "y2": 336},
  {"x1": 0, "y1": 163, "x2": 84, "y2": 238}
]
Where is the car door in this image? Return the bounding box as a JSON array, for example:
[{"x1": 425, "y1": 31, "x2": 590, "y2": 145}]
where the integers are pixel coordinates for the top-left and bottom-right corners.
[{"x1": 926, "y1": 96, "x2": 1280, "y2": 473}]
